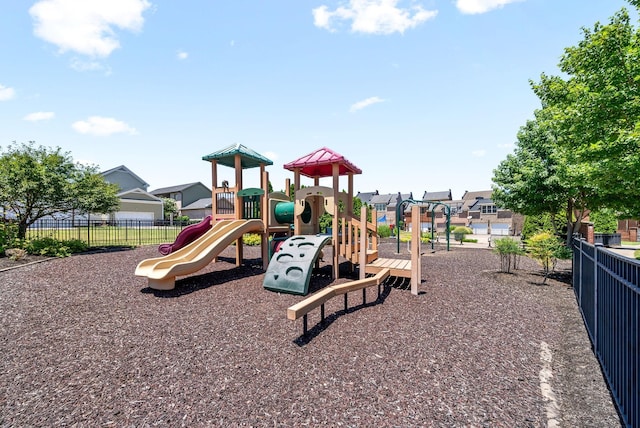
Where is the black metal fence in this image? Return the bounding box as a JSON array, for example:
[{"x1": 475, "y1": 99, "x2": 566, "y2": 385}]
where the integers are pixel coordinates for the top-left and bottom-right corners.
[
  {"x1": 573, "y1": 238, "x2": 639, "y2": 427},
  {"x1": 26, "y1": 219, "x2": 192, "y2": 247}
]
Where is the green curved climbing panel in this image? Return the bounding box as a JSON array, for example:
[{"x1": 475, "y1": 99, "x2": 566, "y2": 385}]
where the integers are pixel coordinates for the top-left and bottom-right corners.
[{"x1": 263, "y1": 234, "x2": 332, "y2": 295}]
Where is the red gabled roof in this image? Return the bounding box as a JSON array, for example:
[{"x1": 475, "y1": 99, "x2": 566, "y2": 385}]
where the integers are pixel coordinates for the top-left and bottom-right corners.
[{"x1": 283, "y1": 147, "x2": 362, "y2": 178}]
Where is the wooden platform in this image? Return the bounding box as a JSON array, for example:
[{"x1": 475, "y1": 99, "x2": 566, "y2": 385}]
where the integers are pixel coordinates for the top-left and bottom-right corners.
[{"x1": 365, "y1": 257, "x2": 412, "y2": 278}]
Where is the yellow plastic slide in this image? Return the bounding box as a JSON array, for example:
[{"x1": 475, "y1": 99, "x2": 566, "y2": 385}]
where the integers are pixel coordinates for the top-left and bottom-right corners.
[{"x1": 135, "y1": 219, "x2": 264, "y2": 290}]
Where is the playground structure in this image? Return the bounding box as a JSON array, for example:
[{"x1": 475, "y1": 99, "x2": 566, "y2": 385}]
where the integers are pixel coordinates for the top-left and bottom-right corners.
[
  {"x1": 158, "y1": 215, "x2": 213, "y2": 255},
  {"x1": 135, "y1": 144, "x2": 422, "y2": 296}
]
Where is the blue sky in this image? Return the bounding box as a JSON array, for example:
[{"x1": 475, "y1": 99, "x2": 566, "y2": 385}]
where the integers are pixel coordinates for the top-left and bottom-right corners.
[{"x1": 0, "y1": 0, "x2": 634, "y2": 200}]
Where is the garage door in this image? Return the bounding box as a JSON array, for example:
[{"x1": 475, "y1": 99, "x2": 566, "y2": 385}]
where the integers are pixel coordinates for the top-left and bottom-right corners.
[
  {"x1": 491, "y1": 224, "x2": 510, "y2": 235},
  {"x1": 115, "y1": 211, "x2": 154, "y2": 221},
  {"x1": 471, "y1": 224, "x2": 488, "y2": 235}
]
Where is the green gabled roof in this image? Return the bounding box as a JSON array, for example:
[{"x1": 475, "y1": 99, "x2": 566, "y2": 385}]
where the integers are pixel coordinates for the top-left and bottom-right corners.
[{"x1": 202, "y1": 143, "x2": 274, "y2": 169}]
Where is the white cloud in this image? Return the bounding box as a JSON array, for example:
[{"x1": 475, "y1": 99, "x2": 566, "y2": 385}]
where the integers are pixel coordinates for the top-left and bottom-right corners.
[
  {"x1": 177, "y1": 50, "x2": 188, "y2": 60},
  {"x1": 313, "y1": 0, "x2": 437, "y2": 35},
  {"x1": 0, "y1": 84, "x2": 16, "y2": 101},
  {"x1": 472, "y1": 149, "x2": 487, "y2": 157},
  {"x1": 24, "y1": 111, "x2": 55, "y2": 122},
  {"x1": 455, "y1": 0, "x2": 522, "y2": 15},
  {"x1": 29, "y1": 0, "x2": 152, "y2": 57},
  {"x1": 350, "y1": 96, "x2": 385, "y2": 112},
  {"x1": 72, "y1": 116, "x2": 138, "y2": 136}
]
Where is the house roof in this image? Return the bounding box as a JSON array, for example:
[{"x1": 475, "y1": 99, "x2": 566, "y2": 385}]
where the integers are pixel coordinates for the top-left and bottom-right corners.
[
  {"x1": 117, "y1": 188, "x2": 163, "y2": 202},
  {"x1": 461, "y1": 190, "x2": 493, "y2": 210},
  {"x1": 151, "y1": 182, "x2": 211, "y2": 195},
  {"x1": 369, "y1": 193, "x2": 395, "y2": 205},
  {"x1": 283, "y1": 147, "x2": 362, "y2": 178},
  {"x1": 422, "y1": 190, "x2": 452, "y2": 201},
  {"x1": 101, "y1": 165, "x2": 149, "y2": 188},
  {"x1": 461, "y1": 190, "x2": 492, "y2": 200},
  {"x1": 181, "y1": 198, "x2": 212, "y2": 210},
  {"x1": 468, "y1": 198, "x2": 494, "y2": 211},
  {"x1": 202, "y1": 144, "x2": 274, "y2": 169},
  {"x1": 355, "y1": 191, "x2": 378, "y2": 204}
]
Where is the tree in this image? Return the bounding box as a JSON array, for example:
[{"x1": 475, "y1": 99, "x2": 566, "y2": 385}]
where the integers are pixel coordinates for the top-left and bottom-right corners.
[
  {"x1": 493, "y1": 2, "x2": 640, "y2": 243},
  {"x1": 526, "y1": 232, "x2": 563, "y2": 284},
  {"x1": 162, "y1": 197, "x2": 179, "y2": 220},
  {"x1": 0, "y1": 142, "x2": 119, "y2": 238}
]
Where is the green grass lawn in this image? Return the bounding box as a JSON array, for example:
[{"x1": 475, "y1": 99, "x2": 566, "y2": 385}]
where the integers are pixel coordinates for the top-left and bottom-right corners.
[{"x1": 26, "y1": 225, "x2": 184, "y2": 247}]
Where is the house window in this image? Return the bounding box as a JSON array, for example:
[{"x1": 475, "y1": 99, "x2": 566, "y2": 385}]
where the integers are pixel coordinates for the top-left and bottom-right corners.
[
  {"x1": 375, "y1": 203, "x2": 386, "y2": 211},
  {"x1": 481, "y1": 204, "x2": 497, "y2": 214}
]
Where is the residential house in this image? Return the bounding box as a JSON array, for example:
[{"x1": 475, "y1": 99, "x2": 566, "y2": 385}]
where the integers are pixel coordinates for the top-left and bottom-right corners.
[
  {"x1": 367, "y1": 192, "x2": 411, "y2": 226},
  {"x1": 403, "y1": 190, "x2": 457, "y2": 232},
  {"x1": 100, "y1": 165, "x2": 163, "y2": 221},
  {"x1": 459, "y1": 190, "x2": 522, "y2": 235},
  {"x1": 151, "y1": 182, "x2": 212, "y2": 211},
  {"x1": 150, "y1": 182, "x2": 212, "y2": 219},
  {"x1": 355, "y1": 190, "x2": 378, "y2": 206}
]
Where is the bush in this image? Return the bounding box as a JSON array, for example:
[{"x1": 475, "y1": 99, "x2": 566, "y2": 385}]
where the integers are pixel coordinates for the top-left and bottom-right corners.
[
  {"x1": 378, "y1": 225, "x2": 392, "y2": 238},
  {"x1": 452, "y1": 226, "x2": 472, "y2": 244},
  {"x1": 0, "y1": 222, "x2": 19, "y2": 256},
  {"x1": 554, "y1": 244, "x2": 572, "y2": 260},
  {"x1": 242, "y1": 233, "x2": 262, "y2": 246},
  {"x1": 634, "y1": 249, "x2": 640, "y2": 260},
  {"x1": 526, "y1": 231, "x2": 563, "y2": 284},
  {"x1": 494, "y1": 237, "x2": 524, "y2": 273},
  {"x1": 23, "y1": 237, "x2": 89, "y2": 257}
]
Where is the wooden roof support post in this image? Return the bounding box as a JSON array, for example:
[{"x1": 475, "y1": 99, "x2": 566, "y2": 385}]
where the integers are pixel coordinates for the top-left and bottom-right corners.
[
  {"x1": 411, "y1": 204, "x2": 421, "y2": 295},
  {"x1": 348, "y1": 173, "x2": 354, "y2": 217},
  {"x1": 211, "y1": 160, "x2": 218, "y2": 224},
  {"x1": 359, "y1": 205, "x2": 367, "y2": 280},
  {"x1": 293, "y1": 168, "x2": 301, "y2": 235},
  {"x1": 332, "y1": 163, "x2": 340, "y2": 280}
]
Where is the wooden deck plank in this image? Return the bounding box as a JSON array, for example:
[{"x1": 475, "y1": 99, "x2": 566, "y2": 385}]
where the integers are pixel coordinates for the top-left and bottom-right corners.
[{"x1": 365, "y1": 257, "x2": 412, "y2": 278}]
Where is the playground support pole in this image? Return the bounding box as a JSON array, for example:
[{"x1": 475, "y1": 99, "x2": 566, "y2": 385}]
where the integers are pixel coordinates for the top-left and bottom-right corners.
[
  {"x1": 411, "y1": 205, "x2": 421, "y2": 295},
  {"x1": 359, "y1": 205, "x2": 367, "y2": 280}
]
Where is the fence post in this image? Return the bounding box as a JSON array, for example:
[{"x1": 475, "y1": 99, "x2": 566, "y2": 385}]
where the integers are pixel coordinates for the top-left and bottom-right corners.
[{"x1": 593, "y1": 243, "x2": 600, "y2": 351}]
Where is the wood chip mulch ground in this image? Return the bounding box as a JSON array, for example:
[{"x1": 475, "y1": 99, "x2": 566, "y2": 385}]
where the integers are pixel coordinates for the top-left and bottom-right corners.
[{"x1": 0, "y1": 240, "x2": 622, "y2": 427}]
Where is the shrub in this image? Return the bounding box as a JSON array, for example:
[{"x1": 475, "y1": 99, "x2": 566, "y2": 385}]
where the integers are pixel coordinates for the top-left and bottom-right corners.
[
  {"x1": 452, "y1": 226, "x2": 472, "y2": 244},
  {"x1": 0, "y1": 222, "x2": 19, "y2": 256},
  {"x1": 494, "y1": 237, "x2": 524, "y2": 273},
  {"x1": 242, "y1": 233, "x2": 261, "y2": 246},
  {"x1": 64, "y1": 239, "x2": 89, "y2": 254},
  {"x1": 23, "y1": 237, "x2": 89, "y2": 257},
  {"x1": 526, "y1": 231, "x2": 563, "y2": 284},
  {"x1": 554, "y1": 244, "x2": 572, "y2": 260},
  {"x1": 378, "y1": 225, "x2": 392, "y2": 238},
  {"x1": 24, "y1": 237, "x2": 71, "y2": 257},
  {"x1": 634, "y1": 249, "x2": 640, "y2": 260}
]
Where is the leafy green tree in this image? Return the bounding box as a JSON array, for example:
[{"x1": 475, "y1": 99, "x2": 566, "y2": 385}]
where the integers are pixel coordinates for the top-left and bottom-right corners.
[
  {"x1": 494, "y1": 2, "x2": 640, "y2": 243},
  {"x1": 0, "y1": 142, "x2": 119, "y2": 238},
  {"x1": 521, "y1": 213, "x2": 561, "y2": 241},
  {"x1": 452, "y1": 226, "x2": 472, "y2": 244},
  {"x1": 589, "y1": 208, "x2": 619, "y2": 233},
  {"x1": 162, "y1": 197, "x2": 179, "y2": 220},
  {"x1": 526, "y1": 231, "x2": 563, "y2": 284}
]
